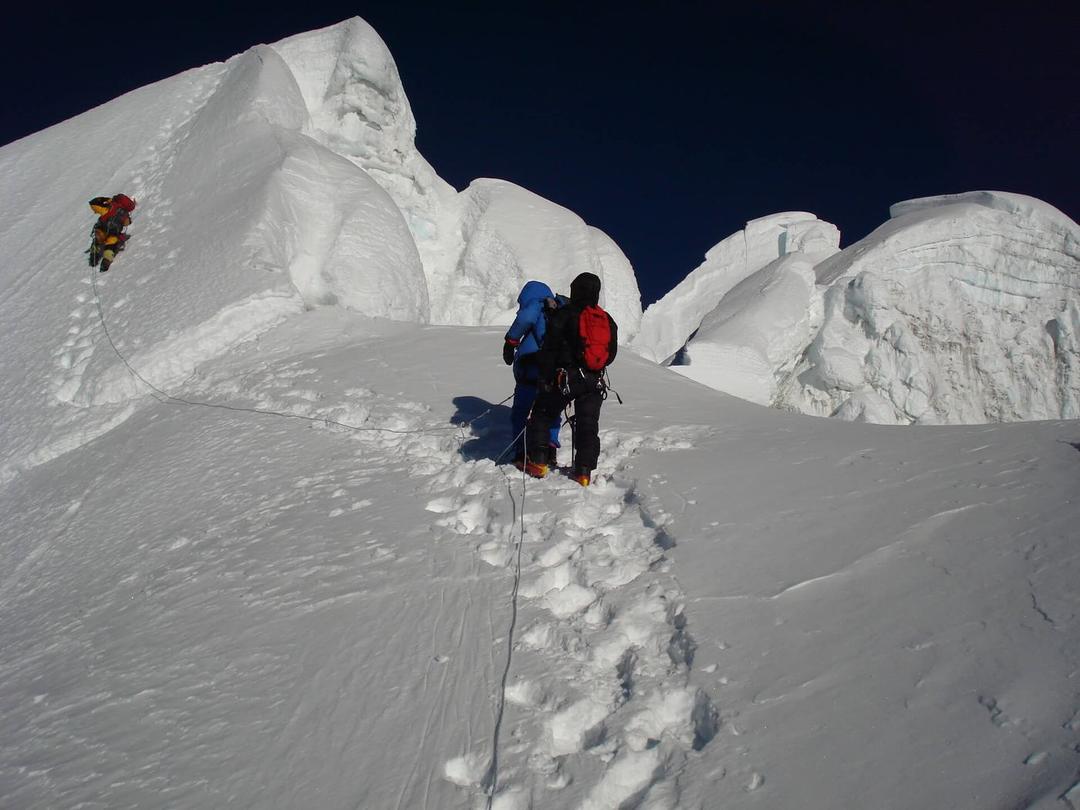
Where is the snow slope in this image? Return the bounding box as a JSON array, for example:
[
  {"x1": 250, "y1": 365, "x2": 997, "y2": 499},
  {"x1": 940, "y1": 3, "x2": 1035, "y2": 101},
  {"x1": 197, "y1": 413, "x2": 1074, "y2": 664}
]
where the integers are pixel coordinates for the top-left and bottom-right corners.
[
  {"x1": 1, "y1": 16, "x2": 1079, "y2": 810},
  {"x1": 0, "y1": 18, "x2": 642, "y2": 484},
  {"x1": 2, "y1": 312, "x2": 1078, "y2": 809},
  {"x1": 635, "y1": 193, "x2": 1079, "y2": 425}
]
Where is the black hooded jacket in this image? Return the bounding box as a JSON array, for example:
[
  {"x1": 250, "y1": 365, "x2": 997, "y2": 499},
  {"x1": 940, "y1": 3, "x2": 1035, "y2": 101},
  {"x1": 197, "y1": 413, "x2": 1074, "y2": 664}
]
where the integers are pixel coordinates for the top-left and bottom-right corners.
[{"x1": 535, "y1": 272, "x2": 618, "y2": 380}]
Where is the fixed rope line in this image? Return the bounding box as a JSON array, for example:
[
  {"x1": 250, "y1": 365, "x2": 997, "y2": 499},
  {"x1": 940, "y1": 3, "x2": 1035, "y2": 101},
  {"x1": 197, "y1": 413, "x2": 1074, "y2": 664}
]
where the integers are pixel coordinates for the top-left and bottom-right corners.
[
  {"x1": 93, "y1": 263, "x2": 532, "y2": 804},
  {"x1": 90, "y1": 265, "x2": 511, "y2": 437},
  {"x1": 484, "y1": 425, "x2": 529, "y2": 808}
]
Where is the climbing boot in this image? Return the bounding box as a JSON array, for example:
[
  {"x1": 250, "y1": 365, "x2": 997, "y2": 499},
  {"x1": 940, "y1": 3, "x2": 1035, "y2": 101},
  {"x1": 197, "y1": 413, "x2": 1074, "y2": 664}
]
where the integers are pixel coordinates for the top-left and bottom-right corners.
[
  {"x1": 570, "y1": 466, "x2": 591, "y2": 487},
  {"x1": 524, "y1": 460, "x2": 549, "y2": 479}
]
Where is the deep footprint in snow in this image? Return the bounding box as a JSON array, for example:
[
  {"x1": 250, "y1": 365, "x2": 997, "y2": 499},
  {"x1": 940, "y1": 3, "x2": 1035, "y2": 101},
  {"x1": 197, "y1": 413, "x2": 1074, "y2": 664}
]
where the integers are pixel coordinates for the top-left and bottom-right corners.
[{"x1": 437, "y1": 425, "x2": 719, "y2": 808}]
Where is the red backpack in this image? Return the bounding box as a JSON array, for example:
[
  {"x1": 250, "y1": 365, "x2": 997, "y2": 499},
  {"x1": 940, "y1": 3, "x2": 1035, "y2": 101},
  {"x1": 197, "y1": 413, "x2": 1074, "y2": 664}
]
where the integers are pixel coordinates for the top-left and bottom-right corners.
[{"x1": 578, "y1": 304, "x2": 614, "y2": 371}]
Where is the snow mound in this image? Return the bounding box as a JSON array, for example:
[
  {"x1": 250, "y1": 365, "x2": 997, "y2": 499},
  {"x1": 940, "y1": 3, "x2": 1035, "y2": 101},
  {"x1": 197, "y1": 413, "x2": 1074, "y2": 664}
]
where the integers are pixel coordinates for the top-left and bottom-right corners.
[
  {"x1": 270, "y1": 19, "x2": 643, "y2": 332},
  {"x1": 786, "y1": 191, "x2": 1080, "y2": 423},
  {"x1": 642, "y1": 192, "x2": 1079, "y2": 425},
  {"x1": 269, "y1": 19, "x2": 463, "y2": 297},
  {"x1": 631, "y1": 212, "x2": 840, "y2": 364},
  {"x1": 671, "y1": 253, "x2": 820, "y2": 405},
  {"x1": 445, "y1": 178, "x2": 643, "y2": 330}
]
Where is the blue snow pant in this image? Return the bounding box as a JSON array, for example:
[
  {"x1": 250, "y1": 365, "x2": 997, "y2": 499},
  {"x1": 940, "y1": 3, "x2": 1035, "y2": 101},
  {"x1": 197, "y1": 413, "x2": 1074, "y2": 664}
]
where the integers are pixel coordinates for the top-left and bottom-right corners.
[{"x1": 511, "y1": 381, "x2": 561, "y2": 459}]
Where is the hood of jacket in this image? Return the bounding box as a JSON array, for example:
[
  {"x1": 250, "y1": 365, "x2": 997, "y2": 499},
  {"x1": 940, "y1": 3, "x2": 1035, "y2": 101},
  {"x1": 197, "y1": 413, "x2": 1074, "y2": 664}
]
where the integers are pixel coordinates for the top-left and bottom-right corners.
[
  {"x1": 517, "y1": 280, "x2": 554, "y2": 307},
  {"x1": 570, "y1": 272, "x2": 601, "y2": 307}
]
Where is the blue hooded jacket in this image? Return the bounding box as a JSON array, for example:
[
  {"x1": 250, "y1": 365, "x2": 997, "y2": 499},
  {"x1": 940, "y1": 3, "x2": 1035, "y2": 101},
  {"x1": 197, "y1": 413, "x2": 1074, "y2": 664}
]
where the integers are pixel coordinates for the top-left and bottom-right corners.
[{"x1": 505, "y1": 280, "x2": 554, "y2": 383}]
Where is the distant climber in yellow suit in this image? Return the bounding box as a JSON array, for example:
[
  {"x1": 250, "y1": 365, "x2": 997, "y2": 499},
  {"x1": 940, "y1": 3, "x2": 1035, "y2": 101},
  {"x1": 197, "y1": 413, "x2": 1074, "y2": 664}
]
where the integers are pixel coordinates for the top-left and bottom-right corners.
[{"x1": 88, "y1": 194, "x2": 136, "y2": 272}]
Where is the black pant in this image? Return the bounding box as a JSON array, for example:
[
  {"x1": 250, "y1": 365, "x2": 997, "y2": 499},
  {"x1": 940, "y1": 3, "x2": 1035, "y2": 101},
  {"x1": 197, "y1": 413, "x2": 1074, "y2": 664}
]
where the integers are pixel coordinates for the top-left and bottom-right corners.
[{"x1": 526, "y1": 370, "x2": 604, "y2": 471}]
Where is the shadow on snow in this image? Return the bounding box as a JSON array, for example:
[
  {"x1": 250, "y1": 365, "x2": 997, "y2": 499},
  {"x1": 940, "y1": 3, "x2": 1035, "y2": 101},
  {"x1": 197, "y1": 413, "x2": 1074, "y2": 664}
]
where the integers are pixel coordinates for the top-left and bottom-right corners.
[{"x1": 451, "y1": 395, "x2": 515, "y2": 464}]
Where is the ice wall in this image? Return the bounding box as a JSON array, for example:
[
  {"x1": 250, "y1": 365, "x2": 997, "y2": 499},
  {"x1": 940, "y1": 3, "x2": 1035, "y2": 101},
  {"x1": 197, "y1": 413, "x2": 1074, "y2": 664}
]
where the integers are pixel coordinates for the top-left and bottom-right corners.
[
  {"x1": 784, "y1": 192, "x2": 1080, "y2": 423},
  {"x1": 670, "y1": 253, "x2": 821, "y2": 404},
  {"x1": 646, "y1": 192, "x2": 1079, "y2": 425},
  {"x1": 269, "y1": 19, "x2": 643, "y2": 333},
  {"x1": 269, "y1": 19, "x2": 463, "y2": 297},
  {"x1": 172, "y1": 43, "x2": 428, "y2": 324}
]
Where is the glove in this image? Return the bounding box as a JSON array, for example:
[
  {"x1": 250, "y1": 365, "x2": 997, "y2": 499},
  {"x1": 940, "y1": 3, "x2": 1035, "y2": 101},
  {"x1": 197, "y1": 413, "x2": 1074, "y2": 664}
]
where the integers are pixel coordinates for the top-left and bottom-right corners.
[{"x1": 502, "y1": 340, "x2": 516, "y2": 366}]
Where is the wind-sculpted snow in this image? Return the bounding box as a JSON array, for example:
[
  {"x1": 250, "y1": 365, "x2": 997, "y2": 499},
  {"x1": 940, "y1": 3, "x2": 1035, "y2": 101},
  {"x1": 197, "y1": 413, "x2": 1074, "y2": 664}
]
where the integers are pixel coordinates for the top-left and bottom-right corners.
[
  {"x1": 784, "y1": 191, "x2": 1080, "y2": 423},
  {"x1": 631, "y1": 212, "x2": 840, "y2": 364},
  {"x1": 0, "y1": 32, "x2": 426, "y2": 481},
  {"x1": 0, "y1": 17, "x2": 646, "y2": 482},
  {"x1": 268, "y1": 20, "x2": 643, "y2": 331},
  {"x1": 638, "y1": 193, "x2": 1079, "y2": 425},
  {"x1": 150, "y1": 42, "x2": 427, "y2": 323},
  {"x1": 447, "y1": 179, "x2": 643, "y2": 330},
  {"x1": 269, "y1": 19, "x2": 463, "y2": 299},
  {"x1": 669, "y1": 253, "x2": 821, "y2": 404}
]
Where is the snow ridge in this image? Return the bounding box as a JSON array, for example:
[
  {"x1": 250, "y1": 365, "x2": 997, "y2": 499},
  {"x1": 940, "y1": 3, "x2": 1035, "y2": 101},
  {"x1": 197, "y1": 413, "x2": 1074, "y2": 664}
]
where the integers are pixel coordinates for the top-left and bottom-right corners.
[{"x1": 0, "y1": 16, "x2": 644, "y2": 483}]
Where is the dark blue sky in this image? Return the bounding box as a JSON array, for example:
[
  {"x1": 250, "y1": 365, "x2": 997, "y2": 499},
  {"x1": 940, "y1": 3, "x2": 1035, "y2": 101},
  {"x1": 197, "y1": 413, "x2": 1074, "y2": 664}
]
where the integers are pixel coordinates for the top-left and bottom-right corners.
[{"x1": 6, "y1": 1, "x2": 1076, "y2": 304}]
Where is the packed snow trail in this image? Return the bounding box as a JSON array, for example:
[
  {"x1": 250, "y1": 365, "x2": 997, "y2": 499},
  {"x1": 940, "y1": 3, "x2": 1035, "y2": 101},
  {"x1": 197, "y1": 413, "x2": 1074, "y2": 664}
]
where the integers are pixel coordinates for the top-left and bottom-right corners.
[{"x1": 433, "y1": 416, "x2": 719, "y2": 808}]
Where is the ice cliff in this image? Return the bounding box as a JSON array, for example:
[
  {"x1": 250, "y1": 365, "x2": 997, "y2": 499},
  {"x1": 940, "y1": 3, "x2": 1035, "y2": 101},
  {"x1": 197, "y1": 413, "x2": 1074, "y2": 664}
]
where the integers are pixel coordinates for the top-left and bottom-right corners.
[
  {"x1": 786, "y1": 192, "x2": 1080, "y2": 423},
  {"x1": 634, "y1": 193, "x2": 1079, "y2": 425},
  {"x1": 267, "y1": 20, "x2": 643, "y2": 330}
]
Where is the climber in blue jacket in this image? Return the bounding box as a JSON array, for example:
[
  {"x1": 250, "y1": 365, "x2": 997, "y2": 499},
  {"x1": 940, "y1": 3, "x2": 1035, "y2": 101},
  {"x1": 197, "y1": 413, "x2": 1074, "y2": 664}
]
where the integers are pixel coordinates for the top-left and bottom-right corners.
[{"x1": 502, "y1": 280, "x2": 563, "y2": 467}]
